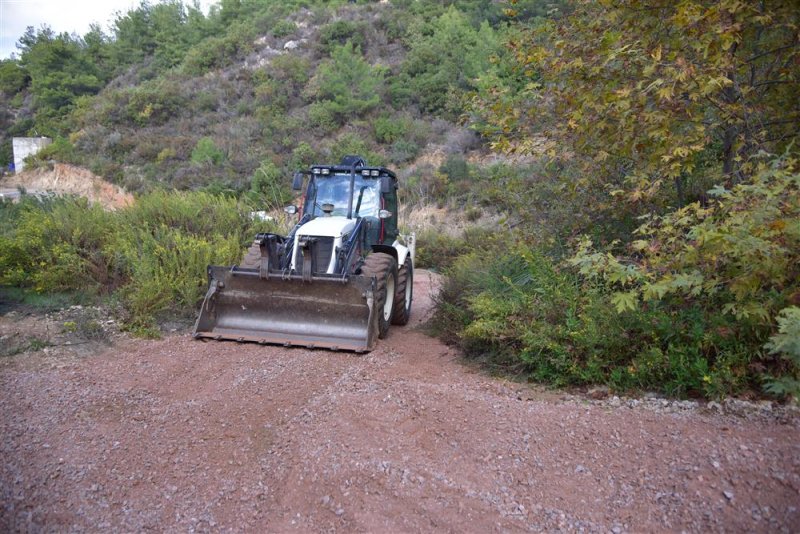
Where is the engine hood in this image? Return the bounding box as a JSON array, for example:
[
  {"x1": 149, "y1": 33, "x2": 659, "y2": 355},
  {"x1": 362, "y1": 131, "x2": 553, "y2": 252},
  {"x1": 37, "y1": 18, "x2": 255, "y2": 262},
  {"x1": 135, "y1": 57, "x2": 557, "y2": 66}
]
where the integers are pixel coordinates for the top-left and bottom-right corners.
[{"x1": 296, "y1": 216, "x2": 356, "y2": 238}]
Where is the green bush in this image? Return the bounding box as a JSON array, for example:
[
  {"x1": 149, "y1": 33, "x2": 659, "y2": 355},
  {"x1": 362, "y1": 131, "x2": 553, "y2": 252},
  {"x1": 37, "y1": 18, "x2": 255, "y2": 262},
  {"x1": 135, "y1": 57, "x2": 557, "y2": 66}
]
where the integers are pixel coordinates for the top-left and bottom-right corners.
[
  {"x1": 304, "y1": 42, "x2": 383, "y2": 125},
  {"x1": 0, "y1": 196, "x2": 115, "y2": 292},
  {"x1": 317, "y1": 20, "x2": 368, "y2": 55},
  {"x1": 307, "y1": 101, "x2": 338, "y2": 130},
  {"x1": 191, "y1": 137, "x2": 226, "y2": 165},
  {"x1": 126, "y1": 78, "x2": 187, "y2": 126},
  {"x1": 433, "y1": 236, "x2": 789, "y2": 398},
  {"x1": 373, "y1": 115, "x2": 409, "y2": 144},
  {"x1": 0, "y1": 191, "x2": 270, "y2": 333},
  {"x1": 389, "y1": 139, "x2": 420, "y2": 164},
  {"x1": 246, "y1": 159, "x2": 293, "y2": 209},
  {"x1": 0, "y1": 59, "x2": 29, "y2": 96},
  {"x1": 271, "y1": 20, "x2": 297, "y2": 38},
  {"x1": 182, "y1": 22, "x2": 255, "y2": 75}
]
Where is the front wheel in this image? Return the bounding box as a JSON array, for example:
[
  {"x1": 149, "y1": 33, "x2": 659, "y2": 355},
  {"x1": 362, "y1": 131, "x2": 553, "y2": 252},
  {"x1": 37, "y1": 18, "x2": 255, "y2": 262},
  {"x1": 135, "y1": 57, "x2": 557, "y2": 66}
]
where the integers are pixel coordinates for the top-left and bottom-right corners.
[
  {"x1": 360, "y1": 252, "x2": 398, "y2": 339},
  {"x1": 391, "y1": 257, "x2": 413, "y2": 325}
]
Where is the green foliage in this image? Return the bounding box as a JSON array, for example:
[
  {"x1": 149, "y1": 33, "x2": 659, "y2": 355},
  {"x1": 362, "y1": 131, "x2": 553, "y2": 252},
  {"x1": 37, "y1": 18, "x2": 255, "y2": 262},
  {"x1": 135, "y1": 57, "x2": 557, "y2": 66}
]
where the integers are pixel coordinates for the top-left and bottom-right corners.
[
  {"x1": 0, "y1": 59, "x2": 30, "y2": 96},
  {"x1": 114, "y1": 191, "x2": 253, "y2": 329},
  {"x1": 317, "y1": 20, "x2": 368, "y2": 55},
  {"x1": 0, "y1": 196, "x2": 115, "y2": 292},
  {"x1": 182, "y1": 21, "x2": 255, "y2": 75},
  {"x1": 414, "y1": 229, "x2": 470, "y2": 271},
  {"x1": 433, "y1": 241, "x2": 766, "y2": 398},
  {"x1": 125, "y1": 78, "x2": 188, "y2": 126},
  {"x1": 398, "y1": 7, "x2": 501, "y2": 116},
  {"x1": 764, "y1": 307, "x2": 800, "y2": 398},
  {"x1": 191, "y1": 137, "x2": 226, "y2": 165},
  {"x1": 288, "y1": 142, "x2": 318, "y2": 170},
  {"x1": 478, "y1": 0, "x2": 800, "y2": 202},
  {"x1": 25, "y1": 136, "x2": 79, "y2": 168},
  {"x1": 110, "y1": 0, "x2": 213, "y2": 71},
  {"x1": 304, "y1": 42, "x2": 383, "y2": 125},
  {"x1": 0, "y1": 191, "x2": 267, "y2": 332},
  {"x1": 566, "y1": 156, "x2": 800, "y2": 396},
  {"x1": 373, "y1": 115, "x2": 409, "y2": 144},
  {"x1": 271, "y1": 20, "x2": 297, "y2": 38},
  {"x1": 246, "y1": 159, "x2": 293, "y2": 209},
  {"x1": 16, "y1": 26, "x2": 109, "y2": 133},
  {"x1": 328, "y1": 133, "x2": 382, "y2": 167},
  {"x1": 570, "y1": 158, "x2": 800, "y2": 323}
]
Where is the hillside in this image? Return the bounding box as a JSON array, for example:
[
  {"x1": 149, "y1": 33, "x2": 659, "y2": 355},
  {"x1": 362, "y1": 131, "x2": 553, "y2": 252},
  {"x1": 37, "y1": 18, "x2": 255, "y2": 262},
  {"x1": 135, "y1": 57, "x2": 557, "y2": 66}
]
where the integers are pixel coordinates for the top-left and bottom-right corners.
[{"x1": 0, "y1": 1, "x2": 551, "y2": 205}]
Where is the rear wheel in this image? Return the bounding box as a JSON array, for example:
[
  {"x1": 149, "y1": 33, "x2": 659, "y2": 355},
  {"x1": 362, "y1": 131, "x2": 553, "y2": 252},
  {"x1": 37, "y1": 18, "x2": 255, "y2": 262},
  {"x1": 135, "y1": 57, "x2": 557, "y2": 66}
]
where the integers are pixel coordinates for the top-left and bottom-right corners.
[
  {"x1": 360, "y1": 252, "x2": 397, "y2": 339},
  {"x1": 391, "y1": 257, "x2": 413, "y2": 325}
]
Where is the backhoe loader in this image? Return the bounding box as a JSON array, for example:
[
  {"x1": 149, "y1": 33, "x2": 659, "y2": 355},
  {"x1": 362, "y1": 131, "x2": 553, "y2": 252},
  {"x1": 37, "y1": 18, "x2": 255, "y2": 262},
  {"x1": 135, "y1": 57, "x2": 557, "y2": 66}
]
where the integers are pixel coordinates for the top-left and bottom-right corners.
[{"x1": 193, "y1": 156, "x2": 414, "y2": 352}]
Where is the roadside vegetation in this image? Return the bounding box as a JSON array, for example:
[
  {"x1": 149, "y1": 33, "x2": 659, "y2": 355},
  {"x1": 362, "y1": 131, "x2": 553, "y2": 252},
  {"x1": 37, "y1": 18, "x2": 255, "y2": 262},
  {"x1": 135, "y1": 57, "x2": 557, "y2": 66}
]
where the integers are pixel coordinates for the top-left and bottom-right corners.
[
  {"x1": 1, "y1": 0, "x2": 798, "y2": 400},
  {"x1": 0, "y1": 193, "x2": 275, "y2": 336},
  {"x1": 433, "y1": 0, "x2": 800, "y2": 400}
]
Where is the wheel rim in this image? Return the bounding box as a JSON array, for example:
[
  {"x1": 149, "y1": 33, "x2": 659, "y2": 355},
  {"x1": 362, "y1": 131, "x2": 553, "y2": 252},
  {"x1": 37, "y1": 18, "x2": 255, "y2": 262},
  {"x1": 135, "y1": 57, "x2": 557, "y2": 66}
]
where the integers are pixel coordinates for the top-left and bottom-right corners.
[{"x1": 384, "y1": 275, "x2": 395, "y2": 321}]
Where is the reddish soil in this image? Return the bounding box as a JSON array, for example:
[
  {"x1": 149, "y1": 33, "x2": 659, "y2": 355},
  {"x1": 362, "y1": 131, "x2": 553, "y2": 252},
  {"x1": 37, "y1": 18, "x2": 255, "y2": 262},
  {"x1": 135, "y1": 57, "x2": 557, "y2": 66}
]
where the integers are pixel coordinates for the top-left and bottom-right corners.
[
  {"x1": 0, "y1": 163, "x2": 133, "y2": 209},
  {"x1": 1, "y1": 271, "x2": 798, "y2": 532}
]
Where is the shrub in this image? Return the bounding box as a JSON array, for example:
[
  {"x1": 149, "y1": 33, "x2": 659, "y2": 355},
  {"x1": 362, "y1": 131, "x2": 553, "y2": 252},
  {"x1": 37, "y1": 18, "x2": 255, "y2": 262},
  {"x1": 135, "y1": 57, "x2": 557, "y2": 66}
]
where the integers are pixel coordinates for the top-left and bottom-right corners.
[
  {"x1": 317, "y1": 20, "x2": 368, "y2": 55},
  {"x1": 191, "y1": 137, "x2": 226, "y2": 165},
  {"x1": 246, "y1": 159, "x2": 293, "y2": 209},
  {"x1": 414, "y1": 229, "x2": 470, "y2": 271},
  {"x1": 0, "y1": 191, "x2": 274, "y2": 333},
  {"x1": 373, "y1": 115, "x2": 409, "y2": 144},
  {"x1": 307, "y1": 102, "x2": 338, "y2": 130},
  {"x1": 182, "y1": 22, "x2": 255, "y2": 75},
  {"x1": 125, "y1": 78, "x2": 187, "y2": 126},
  {"x1": 328, "y1": 133, "x2": 383, "y2": 167},
  {"x1": 0, "y1": 196, "x2": 115, "y2": 292},
  {"x1": 304, "y1": 42, "x2": 383, "y2": 125},
  {"x1": 389, "y1": 139, "x2": 419, "y2": 164},
  {"x1": 434, "y1": 155, "x2": 799, "y2": 399},
  {"x1": 432, "y1": 219, "x2": 800, "y2": 399},
  {"x1": 271, "y1": 19, "x2": 297, "y2": 38},
  {"x1": 0, "y1": 59, "x2": 30, "y2": 96},
  {"x1": 113, "y1": 191, "x2": 260, "y2": 329}
]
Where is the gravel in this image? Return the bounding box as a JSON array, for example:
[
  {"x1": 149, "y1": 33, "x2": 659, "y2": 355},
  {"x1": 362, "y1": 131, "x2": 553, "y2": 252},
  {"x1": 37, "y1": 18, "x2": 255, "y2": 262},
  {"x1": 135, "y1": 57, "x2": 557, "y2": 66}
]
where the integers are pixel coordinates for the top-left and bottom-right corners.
[{"x1": 1, "y1": 270, "x2": 798, "y2": 532}]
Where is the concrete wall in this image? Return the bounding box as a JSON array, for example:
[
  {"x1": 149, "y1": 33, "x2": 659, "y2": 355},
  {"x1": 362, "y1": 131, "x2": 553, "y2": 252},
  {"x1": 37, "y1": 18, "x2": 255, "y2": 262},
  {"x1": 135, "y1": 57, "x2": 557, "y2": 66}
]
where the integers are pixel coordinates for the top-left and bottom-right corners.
[{"x1": 12, "y1": 137, "x2": 52, "y2": 173}]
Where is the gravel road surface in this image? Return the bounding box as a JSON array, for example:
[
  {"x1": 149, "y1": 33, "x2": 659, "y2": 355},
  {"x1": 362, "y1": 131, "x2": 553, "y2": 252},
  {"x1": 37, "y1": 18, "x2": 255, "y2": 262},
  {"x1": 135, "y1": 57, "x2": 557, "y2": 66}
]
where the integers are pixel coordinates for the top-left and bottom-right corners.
[{"x1": 1, "y1": 270, "x2": 798, "y2": 532}]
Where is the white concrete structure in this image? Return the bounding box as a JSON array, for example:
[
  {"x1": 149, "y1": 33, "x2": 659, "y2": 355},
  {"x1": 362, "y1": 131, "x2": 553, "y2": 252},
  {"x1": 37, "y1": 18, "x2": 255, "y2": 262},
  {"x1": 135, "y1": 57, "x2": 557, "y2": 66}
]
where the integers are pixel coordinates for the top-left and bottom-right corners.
[{"x1": 12, "y1": 137, "x2": 52, "y2": 173}]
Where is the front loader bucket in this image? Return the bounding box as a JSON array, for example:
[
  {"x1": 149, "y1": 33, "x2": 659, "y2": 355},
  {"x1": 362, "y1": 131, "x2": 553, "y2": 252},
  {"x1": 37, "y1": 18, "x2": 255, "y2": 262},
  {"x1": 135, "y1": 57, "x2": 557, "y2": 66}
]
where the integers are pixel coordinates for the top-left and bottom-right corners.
[{"x1": 192, "y1": 266, "x2": 377, "y2": 352}]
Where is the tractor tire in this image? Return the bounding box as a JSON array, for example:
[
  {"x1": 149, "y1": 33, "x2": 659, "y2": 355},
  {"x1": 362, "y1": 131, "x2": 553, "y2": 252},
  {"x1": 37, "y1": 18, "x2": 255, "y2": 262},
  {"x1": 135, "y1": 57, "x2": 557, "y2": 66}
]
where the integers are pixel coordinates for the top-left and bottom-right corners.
[
  {"x1": 391, "y1": 256, "x2": 413, "y2": 326},
  {"x1": 360, "y1": 252, "x2": 397, "y2": 339},
  {"x1": 239, "y1": 240, "x2": 262, "y2": 269}
]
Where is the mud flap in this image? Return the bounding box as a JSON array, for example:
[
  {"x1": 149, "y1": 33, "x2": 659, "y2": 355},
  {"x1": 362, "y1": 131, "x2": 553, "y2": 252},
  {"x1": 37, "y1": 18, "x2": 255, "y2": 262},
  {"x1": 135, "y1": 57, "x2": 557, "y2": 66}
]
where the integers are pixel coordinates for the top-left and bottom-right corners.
[{"x1": 192, "y1": 266, "x2": 377, "y2": 352}]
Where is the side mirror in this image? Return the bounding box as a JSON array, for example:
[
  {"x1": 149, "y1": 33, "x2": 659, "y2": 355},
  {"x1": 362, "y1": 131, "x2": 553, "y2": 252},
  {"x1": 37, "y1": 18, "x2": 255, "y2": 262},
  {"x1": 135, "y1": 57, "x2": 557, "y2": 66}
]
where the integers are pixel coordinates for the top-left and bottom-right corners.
[
  {"x1": 380, "y1": 175, "x2": 393, "y2": 194},
  {"x1": 284, "y1": 205, "x2": 297, "y2": 215},
  {"x1": 292, "y1": 172, "x2": 304, "y2": 191}
]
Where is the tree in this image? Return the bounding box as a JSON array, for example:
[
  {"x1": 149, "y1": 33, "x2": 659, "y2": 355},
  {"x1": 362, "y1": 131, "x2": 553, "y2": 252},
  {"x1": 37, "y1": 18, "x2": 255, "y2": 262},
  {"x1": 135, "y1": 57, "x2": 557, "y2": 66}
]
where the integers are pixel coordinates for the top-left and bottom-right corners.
[
  {"x1": 304, "y1": 42, "x2": 384, "y2": 125},
  {"x1": 0, "y1": 59, "x2": 30, "y2": 96},
  {"x1": 478, "y1": 0, "x2": 800, "y2": 203},
  {"x1": 17, "y1": 26, "x2": 106, "y2": 133},
  {"x1": 399, "y1": 7, "x2": 500, "y2": 116}
]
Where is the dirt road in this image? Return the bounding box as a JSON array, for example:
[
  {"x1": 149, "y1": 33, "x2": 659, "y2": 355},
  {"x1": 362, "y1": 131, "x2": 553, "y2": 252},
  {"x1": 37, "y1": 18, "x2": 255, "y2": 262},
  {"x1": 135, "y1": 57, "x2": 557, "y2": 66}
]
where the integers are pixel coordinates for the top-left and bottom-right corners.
[{"x1": 1, "y1": 271, "x2": 798, "y2": 532}]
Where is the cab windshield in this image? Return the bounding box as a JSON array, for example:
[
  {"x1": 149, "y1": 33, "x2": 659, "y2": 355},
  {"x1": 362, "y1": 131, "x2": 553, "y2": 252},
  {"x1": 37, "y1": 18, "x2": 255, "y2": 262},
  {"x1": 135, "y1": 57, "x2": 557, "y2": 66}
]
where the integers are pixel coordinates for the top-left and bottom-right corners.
[{"x1": 309, "y1": 173, "x2": 380, "y2": 218}]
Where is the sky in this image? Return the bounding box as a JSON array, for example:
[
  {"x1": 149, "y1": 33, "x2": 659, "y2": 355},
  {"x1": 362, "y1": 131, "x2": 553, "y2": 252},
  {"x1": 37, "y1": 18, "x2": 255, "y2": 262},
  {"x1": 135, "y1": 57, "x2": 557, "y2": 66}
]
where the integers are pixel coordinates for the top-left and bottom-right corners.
[{"x1": 0, "y1": 0, "x2": 213, "y2": 60}]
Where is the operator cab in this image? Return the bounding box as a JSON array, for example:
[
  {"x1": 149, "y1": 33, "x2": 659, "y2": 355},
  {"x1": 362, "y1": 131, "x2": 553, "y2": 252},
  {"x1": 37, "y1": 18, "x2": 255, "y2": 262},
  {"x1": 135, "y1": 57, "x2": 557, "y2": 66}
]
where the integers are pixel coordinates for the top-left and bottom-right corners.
[{"x1": 296, "y1": 157, "x2": 399, "y2": 246}]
